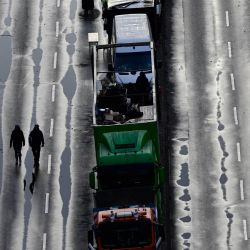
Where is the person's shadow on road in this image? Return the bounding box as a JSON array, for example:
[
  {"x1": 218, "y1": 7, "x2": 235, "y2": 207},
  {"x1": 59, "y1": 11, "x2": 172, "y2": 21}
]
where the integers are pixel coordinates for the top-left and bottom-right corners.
[{"x1": 29, "y1": 165, "x2": 39, "y2": 194}]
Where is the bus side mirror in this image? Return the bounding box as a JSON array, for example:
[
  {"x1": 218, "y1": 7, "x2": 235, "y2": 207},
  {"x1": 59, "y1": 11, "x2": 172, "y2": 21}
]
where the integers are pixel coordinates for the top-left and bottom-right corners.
[
  {"x1": 157, "y1": 61, "x2": 162, "y2": 69},
  {"x1": 89, "y1": 171, "x2": 96, "y2": 190},
  {"x1": 156, "y1": 224, "x2": 165, "y2": 249},
  {"x1": 158, "y1": 224, "x2": 165, "y2": 241},
  {"x1": 88, "y1": 230, "x2": 94, "y2": 246},
  {"x1": 158, "y1": 167, "x2": 166, "y2": 185},
  {"x1": 108, "y1": 63, "x2": 114, "y2": 71},
  {"x1": 156, "y1": 3, "x2": 161, "y2": 16}
]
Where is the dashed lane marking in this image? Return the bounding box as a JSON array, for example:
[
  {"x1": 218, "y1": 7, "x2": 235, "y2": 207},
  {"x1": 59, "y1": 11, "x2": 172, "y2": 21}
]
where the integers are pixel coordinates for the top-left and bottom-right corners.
[
  {"x1": 233, "y1": 107, "x2": 239, "y2": 125},
  {"x1": 56, "y1": 21, "x2": 59, "y2": 38},
  {"x1": 225, "y1": 11, "x2": 230, "y2": 27},
  {"x1": 48, "y1": 154, "x2": 51, "y2": 174},
  {"x1": 43, "y1": 233, "x2": 47, "y2": 250},
  {"x1": 49, "y1": 119, "x2": 54, "y2": 137},
  {"x1": 237, "y1": 142, "x2": 241, "y2": 162},
  {"x1": 240, "y1": 180, "x2": 245, "y2": 201},
  {"x1": 243, "y1": 220, "x2": 248, "y2": 240},
  {"x1": 57, "y1": 0, "x2": 60, "y2": 7},
  {"x1": 230, "y1": 73, "x2": 235, "y2": 90},
  {"x1": 53, "y1": 52, "x2": 57, "y2": 69},
  {"x1": 51, "y1": 84, "x2": 55, "y2": 102},
  {"x1": 45, "y1": 193, "x2": 49, "y2": 214},
  {"x1": 228, "y1": 42, "x2": 232, "y2": 58}
]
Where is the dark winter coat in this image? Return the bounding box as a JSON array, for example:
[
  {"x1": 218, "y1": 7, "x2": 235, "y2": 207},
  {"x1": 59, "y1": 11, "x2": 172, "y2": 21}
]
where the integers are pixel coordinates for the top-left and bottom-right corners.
[
  {"x1": 82, "y1": 0, "x2": 94, "y2": 10},
  {"x1": 136, "y1": 73, "x2": 150, "y2": 92},
  {"x1": 10, "y1": 128, "x2": 25, "y2": 150},
  {"x1": 29, "y1": 128, "x2": 44, "y2": 149}
]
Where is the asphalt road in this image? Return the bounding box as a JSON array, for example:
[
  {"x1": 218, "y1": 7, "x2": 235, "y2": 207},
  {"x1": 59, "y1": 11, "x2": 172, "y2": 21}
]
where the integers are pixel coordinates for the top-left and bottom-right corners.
[
  {"x1": 161, "y1": 0, "x2": 250, "y2": 249},
  {"x1": 1, "y1": 0, "x2": 250, "y2": 249},
  {"x1": 0, "y1": 0, "x2": 99, "y2": 249}
]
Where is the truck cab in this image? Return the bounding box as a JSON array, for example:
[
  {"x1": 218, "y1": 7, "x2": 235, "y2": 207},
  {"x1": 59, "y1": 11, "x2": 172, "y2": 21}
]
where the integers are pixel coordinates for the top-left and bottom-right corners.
[{"x1": 88, "y1": 207, "x2": 165, "y2": 250}]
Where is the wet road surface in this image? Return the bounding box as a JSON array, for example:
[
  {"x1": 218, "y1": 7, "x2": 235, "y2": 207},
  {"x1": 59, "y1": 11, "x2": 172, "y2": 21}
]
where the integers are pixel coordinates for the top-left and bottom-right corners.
[
  {"x1": 0, "y1": 0, "x2": 99, "y2": 248},
  {"x1": 160, "y1": 0, "x2": 250, "y2": 249},
  {"x1": 2, "y1": 0, "x2": 250, "y2": 249}
]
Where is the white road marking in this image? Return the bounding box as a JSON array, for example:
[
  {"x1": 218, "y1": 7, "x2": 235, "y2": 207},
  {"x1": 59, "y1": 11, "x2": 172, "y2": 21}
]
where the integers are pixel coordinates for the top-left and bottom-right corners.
[
  {"x1": 57, "y1": 0, "x2": 60, "y2": 7},
  {"x1": 45, "y1": 193, "x2": 49, "y2": 214},
  {"x1": 53, "y1": 52, "x2": 57, "y2": 69},
  {"x1": 43, "y1": 233, "x2": 47, "y2": 250},
  {"x1": 49, "y1": 119, "x2": 54, "y2": 137},
  {"x1": 48, "y1": 154, "x2": 51, "y2": 174},
  {"x1": 240, "y1": 180, "x2": 245, "y2": 200},
  {"x1": 243, "y1": 220, "x2": 248, "y2": 240},
  {"x1": 225, "y1": 11, "x2": 230, "y2": 27},
  {"x1": 230, "y1": 73, "x2": 235, "y2": 90},
  {"x1": 233, "y1": 107, "x2": 239, "y2": 125},
  {"x1": 51, "y1": 84, "x2": 55, "y2": 102},
  {"x1": 56, "y1": 21, "x2": 59, "y2": 38},
  {"x1": 237, "y1": 142, "x2": 241, "y2": 162},
  {"x1": 228, "y1": 42, "x2": 232, "y2": 58}
]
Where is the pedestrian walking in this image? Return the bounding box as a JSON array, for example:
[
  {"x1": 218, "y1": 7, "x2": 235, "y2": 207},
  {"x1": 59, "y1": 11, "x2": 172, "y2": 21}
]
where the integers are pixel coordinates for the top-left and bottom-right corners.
[
  {"x1": 82, "y1": 0, "x2": 94, "y2": 17},
  {"x1": 29, "y1": 124, "x2": 44, "y2": 166},
  {"x1": 10, "y1": 125, "x2": 25, "y2": 165}
]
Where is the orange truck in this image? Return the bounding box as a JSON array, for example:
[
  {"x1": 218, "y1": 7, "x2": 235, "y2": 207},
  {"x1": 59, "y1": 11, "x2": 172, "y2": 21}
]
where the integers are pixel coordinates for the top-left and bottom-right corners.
[
  {"x1": 88, "y1": 206, "x2": 165, "y2": 249},
  {"x1": 88, "y1": 181, "x2": 165, "y2": 249}
]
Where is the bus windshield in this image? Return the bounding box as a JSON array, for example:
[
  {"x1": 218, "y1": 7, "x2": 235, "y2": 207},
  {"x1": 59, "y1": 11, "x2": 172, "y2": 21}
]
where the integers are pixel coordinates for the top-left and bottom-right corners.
[
  {"x1": 114, "y1": 51, "x2": 152, "y2": 72},
  {"x1": 99, "y1": 219, "x2": 152, "y2": 248}
]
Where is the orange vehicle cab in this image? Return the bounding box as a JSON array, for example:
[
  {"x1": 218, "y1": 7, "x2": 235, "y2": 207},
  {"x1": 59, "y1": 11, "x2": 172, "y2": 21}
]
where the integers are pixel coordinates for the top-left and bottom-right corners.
[{"x1": 88, "y1": 207, "x2": 164, "y2": 249}]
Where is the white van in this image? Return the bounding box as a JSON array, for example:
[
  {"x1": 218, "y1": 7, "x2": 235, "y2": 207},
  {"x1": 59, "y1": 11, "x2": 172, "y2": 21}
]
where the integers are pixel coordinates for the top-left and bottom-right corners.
[{"x1": 111, "y1": 14, "x2": 154, "y2": 85}]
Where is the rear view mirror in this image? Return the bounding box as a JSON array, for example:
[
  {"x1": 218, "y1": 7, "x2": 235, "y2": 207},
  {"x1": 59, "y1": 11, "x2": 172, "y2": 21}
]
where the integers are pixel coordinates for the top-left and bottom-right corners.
[
  {"x1": 156, "y1": 224, "x2": 165, "y2": 249},
  {"x1": 88, "y1": 230, "x2": 94, "y2": 244},
  {"x1": 156, "y1": 3, "x2": 161, "y2": 16},
  {"x1": 158, "y1": 167, "x2": 166, "y2": 185},
  {"x1": 157, "y1": 61, "x2": 162, "y2": 69},
  {"x1": 89, "y1": 171, "x2": 96, "y2": 190},
  {"x1": 88, "y1": 230, "x2": 95, "y2": 250},
  {"x1": 158, "y1": 224, "x2": 165, "y2": 241},
  {"x1": 108, "y1": 63, "x2": 114, "y2": 71}
]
